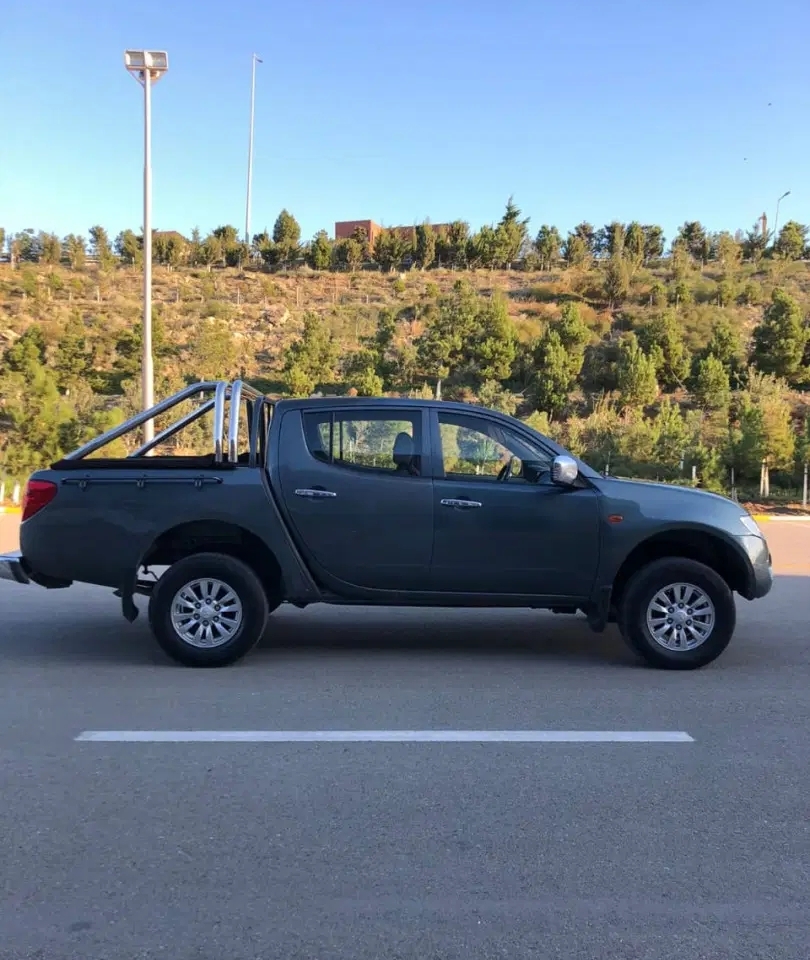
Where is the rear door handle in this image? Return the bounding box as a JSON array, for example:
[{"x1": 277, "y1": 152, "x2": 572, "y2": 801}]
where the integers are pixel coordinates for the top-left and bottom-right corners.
[
  {"x1": 295, "y1": 488, "x2": 337, "y2": 499},
  {"x1": 440, "y1": 498, "x2": 482, "y2": 509}
]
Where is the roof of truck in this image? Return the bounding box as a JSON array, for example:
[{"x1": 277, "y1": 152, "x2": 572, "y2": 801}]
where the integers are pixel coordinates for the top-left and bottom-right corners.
[{"x1": 274, "y1": 396, "x2": 503, "y2": 414}]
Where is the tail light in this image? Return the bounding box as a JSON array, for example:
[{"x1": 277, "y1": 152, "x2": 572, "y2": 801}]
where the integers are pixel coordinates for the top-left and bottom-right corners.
[{"x1": 22, "y1": 479, "x2": 57, "y2": 522}]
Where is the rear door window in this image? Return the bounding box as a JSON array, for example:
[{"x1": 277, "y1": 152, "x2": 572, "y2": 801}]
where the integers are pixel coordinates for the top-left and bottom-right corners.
[{"x1": 303, "y1": 409, "x2": 424, "y2": 477}]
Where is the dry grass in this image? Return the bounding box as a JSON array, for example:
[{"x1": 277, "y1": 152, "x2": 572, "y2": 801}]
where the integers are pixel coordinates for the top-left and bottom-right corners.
[{"x1": 2, "y1": 259, "x2": 809, "y2": 390}]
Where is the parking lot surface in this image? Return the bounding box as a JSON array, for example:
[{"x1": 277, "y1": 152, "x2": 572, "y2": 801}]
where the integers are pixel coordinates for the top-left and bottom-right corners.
[{"x1": 1, "y1": 515, "x2": 809, "y2": 959}]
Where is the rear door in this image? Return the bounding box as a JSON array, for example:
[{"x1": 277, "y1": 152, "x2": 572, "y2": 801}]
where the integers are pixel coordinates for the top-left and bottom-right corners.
[
  {"x1": 429, "y1": 409, "x2": 600, "y2": 597},
  {"x1": 276, "y1": 405, "x2": 434, "y2": 591}
]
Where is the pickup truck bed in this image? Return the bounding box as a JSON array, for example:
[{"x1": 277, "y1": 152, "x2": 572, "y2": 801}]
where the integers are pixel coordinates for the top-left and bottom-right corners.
[{"x1": 2, "y1": 379, "x2": 772, "y2": 670}]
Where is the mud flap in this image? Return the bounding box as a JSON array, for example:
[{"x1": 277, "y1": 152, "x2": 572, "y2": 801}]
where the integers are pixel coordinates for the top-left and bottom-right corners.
[
  {"x1": 114, "y1": 572, "x2": 140, "y2": 623},
  {"x1": 585, "y1": 585, "x2": 612, "y2": 633}
]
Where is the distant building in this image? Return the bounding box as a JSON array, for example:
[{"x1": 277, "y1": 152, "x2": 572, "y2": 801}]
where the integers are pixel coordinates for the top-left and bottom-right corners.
[
  {"x1": 334, "y1": 220, "x2": 452, "y2": 245},
  {"x1": 334, "y1": 220, "x2": 381, "y2": 244}
]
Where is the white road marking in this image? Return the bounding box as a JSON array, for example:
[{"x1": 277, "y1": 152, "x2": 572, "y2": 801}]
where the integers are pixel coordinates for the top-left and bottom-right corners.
[{"x1": 75, "y1": 730, "x2": 695, "y2": 743}]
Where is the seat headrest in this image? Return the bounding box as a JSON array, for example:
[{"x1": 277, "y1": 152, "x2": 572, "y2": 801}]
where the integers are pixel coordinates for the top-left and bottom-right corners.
[{"x1": 393, "y1": 432, "x2": 414, "y2": 459}]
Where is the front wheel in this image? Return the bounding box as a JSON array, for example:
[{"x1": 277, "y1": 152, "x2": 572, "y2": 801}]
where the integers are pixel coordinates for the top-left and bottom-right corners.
[
  {"x1": 618, "y1": 558, "x2": 736, "y2": 670},
  {"x1": 148, "y1": 552, "x2": 270, "y2": 667}
]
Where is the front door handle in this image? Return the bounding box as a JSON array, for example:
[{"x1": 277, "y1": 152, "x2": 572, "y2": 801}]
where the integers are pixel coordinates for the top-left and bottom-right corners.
[
  {"x1": 440, "y1": 498, "x2": 482, "y2": 509},
  {"x1": 295, "y1": 488, "x2": 337, "y2": 499}
]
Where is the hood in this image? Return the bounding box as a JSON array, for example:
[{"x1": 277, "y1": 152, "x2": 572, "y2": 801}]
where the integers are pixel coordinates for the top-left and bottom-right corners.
[
  {"x1": 600, "y1": 476, "x2": 735, "y2": 505},
  {"x1": 594, "y1": 476, "x2": 750, "y2": 529}
]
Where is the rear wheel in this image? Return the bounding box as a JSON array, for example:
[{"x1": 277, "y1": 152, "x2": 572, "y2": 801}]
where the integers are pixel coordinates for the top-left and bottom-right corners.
[
  {"x1": 618, "y1": 557, "x2": 736, "y2": 670},
  {"x1": 148, "y1": 552, "x2": 269, "y2": 667}
]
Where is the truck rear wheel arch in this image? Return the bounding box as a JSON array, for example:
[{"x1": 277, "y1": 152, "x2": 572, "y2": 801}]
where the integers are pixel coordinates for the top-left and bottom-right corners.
[
  {"x1": 610, "y1": 531, "x2": 753, "y2": 612},
  {"x1": 140, "y1": 520, "x2": 283, "y2": 608}
]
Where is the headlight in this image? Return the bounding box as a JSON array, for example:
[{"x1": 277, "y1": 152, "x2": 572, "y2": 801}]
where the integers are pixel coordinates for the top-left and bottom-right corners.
[{"x1": 739, "y1": 514, "x2": 762, "y2": 537}]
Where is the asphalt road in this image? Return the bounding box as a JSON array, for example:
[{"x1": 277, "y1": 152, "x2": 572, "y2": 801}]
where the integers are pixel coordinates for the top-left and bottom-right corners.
[{"x1": 1, "y1": 518, "x2": 809, "y2": 959}]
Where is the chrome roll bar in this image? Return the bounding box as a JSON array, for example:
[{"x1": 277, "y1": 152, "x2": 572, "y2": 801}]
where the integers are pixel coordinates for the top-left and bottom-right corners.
[
  {"x1": 63, "y1": 381, "x2": 221, "y2": 460},
  {"x1": 213, "y1": 381, "x2": 227, "y2": 462},
  {"x1": 229, "y1": 381, "x2": 263, "y2": 464},
  {"x1": 227, "y1": 380, "x2": 242, "y2": 463},
  {"x1": 130, "y1": 397, "x2": 216, "y2": 458},
  {"x1": 62, "y1": 379, "x2": 268, "y2": 465}
]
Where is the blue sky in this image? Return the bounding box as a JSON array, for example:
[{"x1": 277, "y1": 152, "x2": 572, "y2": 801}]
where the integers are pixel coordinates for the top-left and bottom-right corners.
[{"x1": 3, "y1": 0, "x2": 808, "y2": 246}]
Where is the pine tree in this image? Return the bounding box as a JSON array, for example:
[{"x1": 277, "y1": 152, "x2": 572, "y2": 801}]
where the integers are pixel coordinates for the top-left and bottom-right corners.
[
  {"x1": 624, "y1": 221, "x2": 645, "y2": 266},
  {"x1": 469, "y1": 293, "x2": 516, "y2": 382},
  {"x1": 54, "y1": 313, "x2": 92, "y2": 389},
  {"x1": 4, "y1": 327, "x2": 47, "y2": 376},
  {"x1": 89, "y1": 225, "x2": 116, "y2": 270},
  {"x1": 415, "y1": 280, "x2": 479, "y2": 394},
  {"x1": 414, "y1": 223, "x2": 437, "y2": 269},
  {"x1": 272, "y1": 209, "x2": 301, "y2": 262},
  {"x1": 534, "y1": 225, "x2": 562, "y2": 270},
  {"x1": 307, "y1": 231, "x2": 332, "y2": 271},
  {"x1": 115, "y1": 229, "x2": 142, "y2": 266},
  {"x1": 494, "y1": 197, "x2": 529, "y2": 267},
  {"x1": 282, "y1": 313, "x2": 337, "y2": 396},
  {"x1": 40, "y1": 233, "x2": 62, "y2": 265},
  {"x1": 750, "y1": 288, "x2": 808, "y2": 380},
  {"x1": 603, "y1": 256, "x2": 630, "y2": 307},
  {"x1": 617, "y1": 335, "x2": 658, "y2": 408},
  {"x1": 64, "y1": 234, "x2": 86, "y2": 270},
  {"x1": 636, "y1": 311, "x2": 691, "y2": 389},
  {"x1": 530, "y1": 302, "x2": 590, "y2": 415},
  {"x1": 693, "y1": 355, "x2": 731, "y2": 410},
  {"x1": 562, "y1": 232, "x2": 589, "y2": 266},
  {"x1": 774, "y1": 221, "x2": 807, "y2": 260}
]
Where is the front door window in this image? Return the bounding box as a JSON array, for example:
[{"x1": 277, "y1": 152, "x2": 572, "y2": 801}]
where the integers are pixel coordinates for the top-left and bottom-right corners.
[{"x1": 438, "y1": 412, "x2": 553, "y2": 483}]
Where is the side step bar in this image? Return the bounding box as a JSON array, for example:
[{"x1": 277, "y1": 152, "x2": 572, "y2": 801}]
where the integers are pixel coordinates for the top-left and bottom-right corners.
[{"x1": 0, "y1": 552, "x2": 30, "y2": 585}]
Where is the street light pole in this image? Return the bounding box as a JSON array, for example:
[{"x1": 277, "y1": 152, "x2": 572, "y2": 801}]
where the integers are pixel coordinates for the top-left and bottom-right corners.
[
  {"x1": 773, "y1": 190, "x2": 790, "y2": 252},
  {"x1": 124, "y1": 49, "x2": 169, "y2": 444},
  {"x1": 245, "y1": 53, "x2": 262, "y2": 248},
  {"x1": 142, "y1": 66, "x2": 154, "y2": 438}
]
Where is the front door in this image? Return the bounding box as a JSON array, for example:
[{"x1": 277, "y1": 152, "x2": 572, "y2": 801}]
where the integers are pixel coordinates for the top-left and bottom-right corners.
[
  {"x1": 429, "y1": 409, "x2": 600, "y2": 598},
  {"x1": 276, "y1": 405, "x2": 434, "y2": 592}
]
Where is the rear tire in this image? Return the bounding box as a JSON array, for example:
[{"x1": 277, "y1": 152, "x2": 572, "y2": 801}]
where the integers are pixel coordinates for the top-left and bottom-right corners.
[
  {"x1": 618, "y1": 557, "x2": 736, "y2": 670},
  {"x1": 148, "y1": 552, "x2": 269, "y2": 667}
]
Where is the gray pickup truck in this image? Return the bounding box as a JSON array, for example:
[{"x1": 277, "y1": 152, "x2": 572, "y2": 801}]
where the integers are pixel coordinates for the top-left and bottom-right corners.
[{"x1": 0, "y1": 379, "x2": 772, "y2": 669}]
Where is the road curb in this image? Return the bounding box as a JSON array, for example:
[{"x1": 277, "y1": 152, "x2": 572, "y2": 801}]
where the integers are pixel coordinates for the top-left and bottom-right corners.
[{"x1": 749, "y1": 514, "x2": 810, "y2": 522}]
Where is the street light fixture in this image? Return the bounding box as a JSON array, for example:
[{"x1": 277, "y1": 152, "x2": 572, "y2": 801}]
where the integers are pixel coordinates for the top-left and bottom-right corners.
[
  {"x1": 124, "y1": 49, "x2": 169, "y2": 444},
  {"x1": 773, "y1": 190, "x2": 790, "y2": 251}
]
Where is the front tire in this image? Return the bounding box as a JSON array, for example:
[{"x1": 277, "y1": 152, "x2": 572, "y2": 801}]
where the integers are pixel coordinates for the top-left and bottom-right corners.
[
  {"x1": 618, "y1": 558, "x2": 736, "y2": 670},
  {"x1": 148, "y1": 552, "x2": 270, "y2": 667}
]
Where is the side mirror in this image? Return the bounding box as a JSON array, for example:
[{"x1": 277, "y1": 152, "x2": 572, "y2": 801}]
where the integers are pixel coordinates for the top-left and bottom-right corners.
[{"x1": 551, "y1": 454, "x2": 578, "y2": 487}]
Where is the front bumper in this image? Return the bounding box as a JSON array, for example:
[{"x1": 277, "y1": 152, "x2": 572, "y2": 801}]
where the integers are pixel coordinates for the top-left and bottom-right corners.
[
  {"x1": 0, "y1": 551, "x2": 30, "y2": 585},
  {"x1": 737, "y1": 535, "x2": 773, "y2": 599}
]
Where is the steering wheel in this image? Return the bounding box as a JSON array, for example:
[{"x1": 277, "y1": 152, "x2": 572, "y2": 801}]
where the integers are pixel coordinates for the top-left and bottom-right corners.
[{"x1": 497, "y1": 457, "x2": 516, "y2": 482}]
